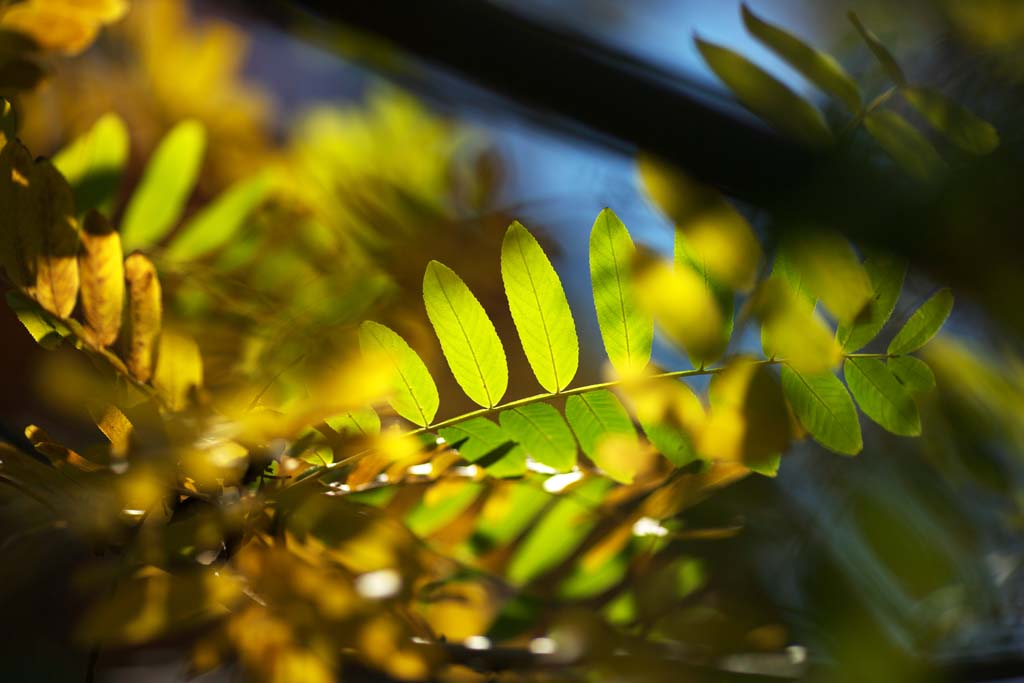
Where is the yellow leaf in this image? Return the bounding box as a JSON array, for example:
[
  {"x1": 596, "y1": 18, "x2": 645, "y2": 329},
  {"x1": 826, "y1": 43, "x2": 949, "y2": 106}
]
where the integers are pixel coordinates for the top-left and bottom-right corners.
[
  {"x1": 124, "y1": 252, "x2": 162, "y2": 382},
  {"x1": 783, "y1": 233, "x2": 872, "y2": 324},
  {"x1": 153, "y1": 328, "x2": 203, "y2": 411},
  {"x1": 752, "y1": 276, "x2": 842, "y2": 374},
  {"x1": 2, "y1": 0, "x2": 128, "y2": 55},
  {"x1": 26, "y1": 160, "x2": 80, "y2": 319},
  {"x1": 78, "y1": 210, "x2": 124, "y2": 346}
]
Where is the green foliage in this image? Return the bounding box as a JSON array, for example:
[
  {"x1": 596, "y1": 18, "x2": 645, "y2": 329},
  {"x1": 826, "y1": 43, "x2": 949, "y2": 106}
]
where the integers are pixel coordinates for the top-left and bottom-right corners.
[
  {"x1": 499, "y1": 403, "x2": 577, "y2": 472},
  {"x1": 166, "y1": 172, "x2": 271, "y2": 261},
  {"x1": 902, "y1": 87, "x2": 999, "y2": 154},
  {"x1": 848, "y1": 11, "x2": 908, "y2": 86},
  {"x1": 358, "y1": 321, "x2": 439, "y2": 427},
  {"x1": 888, "y1": 355, "x2": 936, "y2": 394},
  {"x1": 837, "y1": 255, "x2": 906, "y2": 352},
  {"x1": 781, "y1": 366, "x2": 862, "y2": 455},
  {"x1": 438, "y1": 417, "x2": 525, "y2": 477},
  {"x1": 565, "y1": 390, "x2": 637, "y2": 483},
  {"x1": 845, "y1": 356, "x2": 921, "y2": 436},
  {"x1": 888, "y1": 288, "x2": 954, "y2": 355},
  {"x1": 863, "y1": 110, "x2": 946, "y2": 181},
  {"x1": 52, "y1": 113, "x2": 129, "y2": 214}
]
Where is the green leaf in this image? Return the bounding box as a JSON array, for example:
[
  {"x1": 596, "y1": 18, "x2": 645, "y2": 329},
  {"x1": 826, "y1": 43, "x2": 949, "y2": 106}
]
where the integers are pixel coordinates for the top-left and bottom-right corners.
[
  {"x1": 848, "y1": 12, "x2": 908, "y2": 86},
  {"x1": 836, "y1": 255, "x2": 906, "y2": 352},
  {"x1": 438, "y1": 417, "x2": 524, "y2": 478},
  {"x1": 325, "y1": 406, "x2": 381, "y2": 437},
  {"x1": 864, "y1": 110, "x2": 945, "y2": 181},
  {"x1": 499, "y1": 403, "x2": 577, "y2": 472},
  {"x1": 406, "y1": 481, "x2": 484, "y2": 537},
  {"x1": 783, "y1": 233, "x2": 873, "y2": 325},
  {"x1": 166, "y1": 172, "x2": 271, "y2": 261},
  {"x1": 589, "y1": 208, "x2": 653, "y2": 375},
  {"x1": 5, "y1": 290, "x2": 69, "y2": 349},
  {"x1": 501, "y1": 221, "x2": 579, "y2": 392},
  {"x1": 902, "y1": 87, "x2": 998, "y2": 155},
  {"x1": 52, "y1": 113, "x2": 129, "y2": 214},
  {"x1": 844, "y1": 357, "x2": 920, "y2": 436},
  {"x1": 887, "y1": 288, "x2": 953, "y2": 355},
  {"x1": 888, "y1": 355, "x2": 936, "y2": 394},
  {"x1": 120, "y1": 120, "x2": 206, "y2": 251},
  {"x1": 640, "y1": 420, "x2": 697, "y2": 468},
  {"x1": 742, "y1": 4, "x2": 861, "y2": 112},
  {"x1": 781, "y1": 366, "x2": 862, "y2": 455},
  {"x1": 565, "y1": 390, "x2": 636, "y2": 457},
  {"x1": 695, "y1": 37, "x2": 832, "y2": 147},
  {"x1": 358, "y1": 321, "x2": 439, "y2": 427},
  {"x1": 423, "y1": 260, "x2": 508, "y2": 408}
]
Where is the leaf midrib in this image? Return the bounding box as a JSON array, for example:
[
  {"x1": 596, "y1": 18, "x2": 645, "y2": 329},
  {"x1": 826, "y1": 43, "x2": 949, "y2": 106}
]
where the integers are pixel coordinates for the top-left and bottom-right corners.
[
  {"x1": 432, "y1": 266, "x2": 493, "y2": 407},
  {"x1": 513, "y1": 232, "x2": 560, "y2": 390}
]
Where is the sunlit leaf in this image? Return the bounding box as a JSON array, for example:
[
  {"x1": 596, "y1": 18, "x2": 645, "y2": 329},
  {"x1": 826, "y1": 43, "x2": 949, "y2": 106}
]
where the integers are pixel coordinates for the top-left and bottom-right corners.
[
  {"x1": 78, "y1": 210, "x2": 124, "y2": 347},
  {"x1": 888, "y1": 355, "x2": 936, "y2": 394},
  {"x1": 784, "y1": 232, "x2": 872, "y2": 325},
  {"x1": 499, "y1": 403, "x2": 577, "y2": 472},
  {"x1": 887, "y1": 288, "x2": 954, "y2": 355},
  {"x1": 167, "y1": 172, "x2": 271, "y2": 261},
  {"x1": 501, "y1": 221, "x2": 578, "y2": 392},
  {"x1": 154, "y1": 329, "x2": 203, "y2": 412},
  {"x1": 836, "y1": 254, "x2": 906, "y2": 352},
  {"x1": 358, "y1": 320, "x2": 439, "y2": 427},
  {"x1": 406, "y1": 480, "x2": 484, "y2": 538},
  {"x1": 753, "y1": 276, "x2": 842, "y2": 374},
  {"x1": 848, "y1": 12, "x2": 908, "y2": 86},
  {"x1": 742, "y1": 4, "x2": 861, "y2": 112},
  {"x1": 326, "y1": 406, "x2": 381, "y2": 437},
  {"x1": 26, "y1": 159, "x2": 81, "y2": 318},
  {"x1": 565, "y1": 390, "x2": 637, "y2": 482},
  {"x1": 589, "y1": 208, "x2": 652, "y2": 376},
  {"x1": 675, "y1": 230, "x2": 735, "y2": 367},
  {"x1": 781, "y1": 366, "x2": 862, "y2": 455},
  {"x1": 53, "y1": 113, "x2": 129, "y2": 214},
  {"x1": 864, "y1": 110, "x2": 945, "y2": 181},
  {"x1": 124, "y1": 252, "x2": 163, "y2": 382},
  {"x1": 1, "y1": 0, "x2": 128, "y2": 55},
  {"x1": 902, "y1": 87, "x2": 999, "y2": 155},
  {"x1": 625, "y1": 375, "x2": 706, "y2": 468},
  {"x1": 5, "y1": 289, "x2": 69, "y2": 349},
  {"x1": 844, "y1": 357, "x2": 921, "y2": 436},
  {"x1": 695, "y1": 37, "x2": 832, "y2": 147},
  {"x1": 438, "y1": 417, "x2": 524, "y2": 478},
  {"x1": 423, "y1": 260, "x2": 507, "y2": 408},
  {"x1": 121, "y1": 120, "x2": 207, "y2": 251}
]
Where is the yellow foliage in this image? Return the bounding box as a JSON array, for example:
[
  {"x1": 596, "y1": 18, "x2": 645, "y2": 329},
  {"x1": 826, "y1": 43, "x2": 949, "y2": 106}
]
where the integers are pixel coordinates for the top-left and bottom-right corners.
[
  {"x1": 751, "y1": 276, "x2": 842, "y2": 373},
  {"x1": 1, "y1": 0, "x2": 128, "y2": 54}
]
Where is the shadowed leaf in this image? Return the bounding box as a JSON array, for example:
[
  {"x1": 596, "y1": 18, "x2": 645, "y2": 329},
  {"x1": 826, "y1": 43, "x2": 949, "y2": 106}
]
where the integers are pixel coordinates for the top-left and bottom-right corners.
[
  {"x1": 78, "y1": 211, "x2": 124, "y2": 347},
  {"x1": 902, "y1": 87, "x2": 999, "y2": 154},
  {"x1": 439, "y1": 417, "x2": 524, "y2": 478},
  {"x1": 888, "y1": 288, "x2": 954, "y2": 355},
  {"x1": 499, "y1": 403, "x2": 577, "y2": 472},
  {"x1": 124, "y1": 253, "x2": 162, "y2": 382},
  {"x1": 864, "y1": 109, "x2": 945, "y2": 181},
  {"x1": 848, "y1": 12, "x2": 908, "y2": 86},
  {"x1": 836, "y1": 254, "x2": 906, "y2": 352},
  {"x1": 782, "y1": 366, "x2": 862, "y2": 455},
  {"x1": 53, "y1": 112, "x2": 129, "y2": 214},
  {"x1": 845, "y1": 357, "x2": 920, "y2": 436}
]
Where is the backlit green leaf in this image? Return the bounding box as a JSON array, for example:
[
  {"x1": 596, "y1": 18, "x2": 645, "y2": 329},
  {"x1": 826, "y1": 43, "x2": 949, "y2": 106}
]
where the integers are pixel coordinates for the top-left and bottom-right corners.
[
  {"x1": 589, "y1": 208, "x2": 652, "y2": 375},
  {"x1": 325, "y1": 406, "x2": 381, "y2": 437},
  {"x1": 781, "y1": 366, "x2": 862, "y2": 455},
  {"x1": 836, "y1": 254, "x2": 906, "y2": 352},
  {"x1": 121, "y1": 119, "x2": 206, "y2": 251},
  {"x1": 888, "y1": 355, "x2": 936, "y2": 394},
  {"x1": 501, "y1": 221, "x2": 578, "y2": 392},
  {"x1": 565, "y1": 390, "x2": 636, "y2": 459},
  {"x1": 848, "y1": 12, "x2": 908, "y2": 86},
  {"x1": 423, "y1": 260, "x2": 508, "y2": 408},
  {"x1": 864, "y1": 110, "x2": 945, "y2": 181},
  {"x1": 6, "y1": 290, "x2": 69, "y2": 350},
  {"x1": 742, "y1": 4, "x2": 861, "y2": 112},
  {"x1": 696, "y1": 37, "x2": 832, "y2": 147},
  {"x1": 844, "y1": 357, "x2": 920, "y2": 436},
  {"x1": 167, "y1": 172, "x2": 271, "y2": 261},
  {"x1": 52, "y1": 112, "x2": 129, "y2": 214},
  {"x1": 902, "y1": 87, "x2": 998, "y2": 155},
  {"x1": 439, "y1": 417, "x2": 524, "y2": 478},
  {"x1": 406, "y1": 481, "x2": 484, "y2": 537},
  {"x1": 358, "y1": 320, "x2": 439, "y2": 427},
  {"x1": 640, "y1": 420, "x2": 697, "y2": 468},
  {"x1": 499, "y1": 403, "x2": 577, "y2": 472},
  {"x1": 887, "y1": 288, "x2": 953, "y2": 355}
]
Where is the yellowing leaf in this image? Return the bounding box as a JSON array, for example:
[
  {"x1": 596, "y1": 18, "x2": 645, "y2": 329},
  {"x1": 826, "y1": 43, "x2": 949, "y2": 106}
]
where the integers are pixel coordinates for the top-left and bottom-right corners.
[
  {"x1": 501, "y1": 221, "x2": 578, "y2": 392},
  {"x1": 25, "y1": 159, "x2": 80, "y2": 319},
  {"x1": 124, "y1": 252, "x2": 162, "y2": 382},
  {"x1": 623, "y1": 374, "x2": 706, "y2": 467},
  {"x1": 784, "y1": 232, "x2": 872, "y2": 324},
  {"x1": 53, "y1": 112, "x2": 129, "y2": 214},
  {"x1": 1, "y1": 0, "x2": 128, "y2": 55},
  {"x1": 753, "y1": 276, "x2": 842, "y2": 374},
  {"x1": 78, "y1": 210, "x2": 124, "y2": 347},
  {"x1": 358, "y1": 321, "x2": 438, "y2": 427},
  {"x1": 154, "y1": 329, "x2": 203, "y2": 412}
]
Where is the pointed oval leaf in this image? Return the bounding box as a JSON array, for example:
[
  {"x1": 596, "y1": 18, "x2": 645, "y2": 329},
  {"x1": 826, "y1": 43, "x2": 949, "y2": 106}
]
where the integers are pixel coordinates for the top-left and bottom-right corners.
[
  {"x1": 78, "y1": 210, "x2": 124, "y2": 347},
  {"x1": 121, "y1": 120, "x2": 206, "y2": 251},
  {"x1": 423, "y1": 260, "x2": 507, "y2": 408},
  {"x1": 902, "y1": 87, "x2": 998, "y2": 155},
  {"x1": 499, "y1": 402, "x2": 577, "y2": 472},
  {"x1": 888, "y1": 355, "x2": 935, "y2": 394},
  {"x1": 887, "y1": 288, "x2": 953, "y2": 355},
  {"x1": 844, "y1": 357, "x2": 920, "y2": 436},
  {"x1": 6, "y1": 290, "x2": 70, "y2": 349},
  {"x1": 153, "y1": 329, "x2": 203, "y2": 412},
  {"x1": 53, "y1": 112, "x2": 129, "y2": 214},
  {"x1": 565, "y1": 390, "x2": 636, "y2": 481},
  {"x1": 358, "y1": 321, "x2": 439, "y2": 427},
  {"x1": 696, "y1": 37, "x2": 832, "y2": 147},
  {"x1": 848, "y1": 12, "x2": 907, "y2": 86},
  {"x1": 167, "y1": 172, "x2": 271, "y2": 261},
  {"x1": 781, "y1": 366, "x2": 862, "y2": 455},
  {"x1": 501, "y1": 221, "x2": 579, "y2": 392},
  {"x1": 742, "y1": 4, "x2": 861, "y2": 112},
  {"x1": 864, "y1": 110, "x2": 945, "y2": 182},
  {"x1": 27, "y1": 160, "x2": 80, "y2": 319},
  {"x1": 124, "y1": 252, "x2": 162, "y2": 382},
  {"x1": 326, "y1": 406, "x2": 381, "y2": 437},
  {"x1": 438, "y1": 417, "x2": 524, "y2": 478},
  {"x1": 836, "y1": 254, "x2": 906, "y2": 352},
  {"x1": 589, "y1": 208, "x2": 652, "y2": 376}
]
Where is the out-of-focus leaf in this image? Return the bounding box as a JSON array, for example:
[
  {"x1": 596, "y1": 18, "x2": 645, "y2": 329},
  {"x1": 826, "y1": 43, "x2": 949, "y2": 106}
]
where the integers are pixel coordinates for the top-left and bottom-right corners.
[
  {"x1": 78, "y1": 210, "x2": 124, "y2": 347},
  {"x1": 695, "y1": 37, "x2": 832, "y2": 147},
  {"x1": 889, "y1": 355, "x2": 936, "y2": 394},
  {"x1": 836, "y1": 254, "x2": 906, "y2": 352},
  {"x1": 742, "y1": 4, "x2": 861, "y2": 112},
  {"x1": 325, "y1": 406, "x2": 381, "y2": 437},
  {"x1": 848, "y1": 12, "x2": 908, "y2": 86},
  {"x1": 358, "y1": 321, "x2": 438, "y2": 427},
  {"x1": 501, "y1": 221, "x2": 578, "y2": 392},
  {"x1": 781, "y1": 366, "x2": 862, "y2": 455},
  {"x1": 864, "y1": 110, "x2": 945, "y2": 181},
  {"x1": 844, "y1": 357, "x2": 921, "y2": 436},
  {"x1": 470, "y1": 481, "x2": 549, "y2": 552},
  {"x1": 53, "y1": 112, "x2": 129, "y2": 214},
  {"x1": 5, "y1": 290, "x2": 69, "y2": 349},
  {"x1": 406, "y1": 480, "x2": 484, "y2": 538},
  {"x1": 753, "y1": 276, "x2": 842, "y2": 374},
  {"x1": 565, "y1": 390, "x2": 638, "y2": 482},
  {"x1": 499, "y1": 403, "x2": 577, "y2": 472},
  {"x1": 423, "y1": 260, "x2": 507, "y2": 408},
  {"x1": 153, "y1": 329, "x2": 203, "y2": 412},
  {"x1": 589, "y1": 208, "x2": 652, "y2": 376},
  {"x1": 0, "y1": 140, "x2": 39, "y2": 289},
  {"x1": 675, "y1": 230, "x2": 734, "y2": 367},
  {"x1": 121, "y1": 120, "x2": 206, "y2": 251},
  {"x1": 888, "y1": 288, "x2": 954, "y2": 355},
  {"x1": 1, "y1": 0, "x2": 128, "y2": 55},
  {"x1": 0, "y1": 56, "x2": 44, "y2": 94},
  {"x1": 701, "y1": 359, "x2": 792, "y2": 467},
  {"x1": 625, "y1": 375, "x2": 706, "y2": 468},
  {"x1": 439, "y1": 417, "x2": 524, "y2": 478},
  {"x1": 902, "y1": 87, "x2": 999, "y2": 155},
  {"x1": 784, "y1": 232, "x2": 873, "y2": 324},
  {"x1": 124, "y1": 252, "x2": 162, "y2": 382},
  {"x1": 167, "y1": 172, "x2": 271, "y2": 261},
  {"x1": 638, "y1": 157, "x2": 761, "y2": 292}
]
